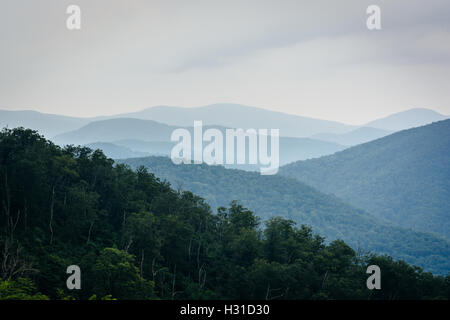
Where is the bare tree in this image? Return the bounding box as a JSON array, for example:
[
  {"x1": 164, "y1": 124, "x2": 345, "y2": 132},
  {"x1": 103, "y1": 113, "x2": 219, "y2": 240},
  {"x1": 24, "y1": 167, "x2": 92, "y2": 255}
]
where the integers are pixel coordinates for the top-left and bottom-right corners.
[
  {"x1": 1, "y1": 239, "x2": 36, "y2": 280},
  {"x1": 140, "y1": 249, "x2": 145, "y2": 278},
  {"x1": 86, "y1": 220, "x2": 95, "y2": 244},
  {"x1": 49, "y1": 185, "x2": 55, "y2": 245}
]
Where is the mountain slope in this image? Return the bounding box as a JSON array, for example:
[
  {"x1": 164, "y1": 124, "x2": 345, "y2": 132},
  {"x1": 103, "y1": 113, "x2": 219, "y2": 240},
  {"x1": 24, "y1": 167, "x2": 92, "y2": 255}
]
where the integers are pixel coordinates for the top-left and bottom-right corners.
[
  {"x1": 2, "y1": 128, "x2": 447, "y2": 300},
  {"x1": 112, "y1": 103, "x2": 356, "y2": 137},
  {"x1": 120, "y1": 156, "x2": 450, "y2": 275},
  {"x1": 114, "y1": 137, "x2": 345, "y2": 167},
  {"x1": 0, "y1": 109, "x2": 89, "y2": 138},
  {"x1": 310, "y1": 127, "x2": 393, "y2": 146},
  {"x1": 53, "y1": 118, "x2": 176, "y2": 145},
  {"x1": 365, "y1": 108, "x2": 448, "y2": 131},
  {"x1": 85, "y1": 142, "x2": 151, "y2": 159},
  {"x1": 280, "y1": 119, "x2": 450, "y2": 240}
]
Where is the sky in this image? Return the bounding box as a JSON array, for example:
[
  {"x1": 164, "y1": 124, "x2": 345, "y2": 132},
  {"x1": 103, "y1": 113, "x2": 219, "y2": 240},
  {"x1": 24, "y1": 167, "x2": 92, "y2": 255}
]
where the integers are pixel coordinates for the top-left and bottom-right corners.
[{"x1": 0, "y1": 0, "x2": 449, "y2": 125}]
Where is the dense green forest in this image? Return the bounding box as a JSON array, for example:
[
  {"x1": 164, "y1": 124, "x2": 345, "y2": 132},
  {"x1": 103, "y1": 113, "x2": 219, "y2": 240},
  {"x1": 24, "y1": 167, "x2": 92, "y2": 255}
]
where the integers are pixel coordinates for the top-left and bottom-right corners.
[
  {"x1": 280, "y1": 119, "x2": 450, "y2": 240},
  {"x1": 120, "y1": 157, "x2": 450, "y2": 275},
  {"x1": 0, "y1": 128, "x2": 448, "y2": 300}
]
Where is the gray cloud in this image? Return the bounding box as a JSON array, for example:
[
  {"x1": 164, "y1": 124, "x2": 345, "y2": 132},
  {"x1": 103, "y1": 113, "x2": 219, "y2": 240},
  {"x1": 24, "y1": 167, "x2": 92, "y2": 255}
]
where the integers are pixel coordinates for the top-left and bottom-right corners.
[{"x1": 0, "y1": 0, "x2": 449, "y2": 123}]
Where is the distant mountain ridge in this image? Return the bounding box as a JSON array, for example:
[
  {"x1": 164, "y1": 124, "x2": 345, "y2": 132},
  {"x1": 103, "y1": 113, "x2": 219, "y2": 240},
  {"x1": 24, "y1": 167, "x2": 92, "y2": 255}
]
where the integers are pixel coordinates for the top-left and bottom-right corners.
[
  {"x1": 85, "y1": 142, "x2": 151, "y2": 159},
  {"x1": 53, "y1": 118, "x2": 175, "y2": 145},
  {"x1": 2, "y1": 105, "x2": 448, "y2": 142},
  {"x1": 365, "y1": 108, "x2": 448, "y2": 131},
  {"x1": 56, "y1": 118, "x2": 346, "y2": 167},
  {"x1": 1, "y1": 104, "x2": 355, "y2": 140},
  {"x1": 109, "y1": 103, "x2": 357, "y2": 137},
  {"x1": 0, "y1": 109, "x2": 90, "y2": 138},
  {"x1": 310, "y1": 127, "x2": 393, "y2": 146},
  {"x1": 280, "y1": 119, "x2": 450, "y2": 240}
]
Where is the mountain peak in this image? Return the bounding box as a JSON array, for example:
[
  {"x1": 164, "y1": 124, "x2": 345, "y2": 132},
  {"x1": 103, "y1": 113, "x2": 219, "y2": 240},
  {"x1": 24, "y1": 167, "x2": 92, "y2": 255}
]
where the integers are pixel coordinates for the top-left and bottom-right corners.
[
  {"x1": 110, "y1": 103, "x2": 355, "y2": 137},
  {"x1": 365, "y1": 108, "x2": 448, "y2": 131}
]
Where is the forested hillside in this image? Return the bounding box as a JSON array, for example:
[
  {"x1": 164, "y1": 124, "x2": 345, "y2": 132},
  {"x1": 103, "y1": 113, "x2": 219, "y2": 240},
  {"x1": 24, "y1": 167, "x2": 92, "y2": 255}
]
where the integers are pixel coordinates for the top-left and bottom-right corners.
[
  {"x1": 120, "y1": 157, "x2": 450, "y2": 275},
  {"x1": 280, "y1": 120, "x2": 450, "y2": 240},
  {"x1": 0, "y1": 128, "x2": 448, "y2": 300}
]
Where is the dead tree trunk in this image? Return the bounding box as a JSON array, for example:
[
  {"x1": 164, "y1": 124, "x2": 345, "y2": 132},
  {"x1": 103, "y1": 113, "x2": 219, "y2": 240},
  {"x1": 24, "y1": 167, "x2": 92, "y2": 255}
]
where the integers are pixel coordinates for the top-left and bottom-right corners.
[
  {"x1": 49, "y1": 186, "x2": 55, "y2": 245},
  {"x1": 140, "y1": 249, "x2": 144, "y2": 278},
  {"x1": 86, "y1": 220, "x2": 94, "y2": 244}
]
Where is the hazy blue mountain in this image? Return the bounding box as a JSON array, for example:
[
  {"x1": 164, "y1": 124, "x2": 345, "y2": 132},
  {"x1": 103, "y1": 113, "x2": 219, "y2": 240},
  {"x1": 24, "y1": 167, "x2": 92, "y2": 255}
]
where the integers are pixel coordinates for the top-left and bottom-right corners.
[
  {"x1": 310, "y1": 109, "x2": 447, "y2": 146},
  {"x1": 114, "y1": 137, "x2": 345, "y2": 168},
  {"x1": 268, "y1": 137, "x2": 345, "y2": 165},
  {"x1": 365, "y1": 108, "x2": 448, "y2": 131},
  {"x1": 53, "y1": 118, "x2": 230, "y2": 145},
  {"x1": 310, "y1": 127, "x2": 393, "y2": 146},
  {"x1": 112, "y1": 103, "x2": 356, "y2": 137},
  {"x1": 0, "y1": 109, "x2": 89, "y2": 137},
  {"x1": 119, "y1": 156, "x2": 450, "y2": 275},
  {"x1": 113, "y1": 139, "x2": 175, "y2": 155},
  {"x1": 3, "y1": 106, "x2": 447, "y2": 141},
  {"x1": 53, "y1": 118, "x2": 176, "y2": 145},
  {"x1": 53, "y1": 118, "x2": 346, "y2": 167},
  {"x1": 280, "y1": 119, "x2": 450, "y2": 240},
  {"x1": 85, "y1": 142, "x2": 150, "y2": 159}
]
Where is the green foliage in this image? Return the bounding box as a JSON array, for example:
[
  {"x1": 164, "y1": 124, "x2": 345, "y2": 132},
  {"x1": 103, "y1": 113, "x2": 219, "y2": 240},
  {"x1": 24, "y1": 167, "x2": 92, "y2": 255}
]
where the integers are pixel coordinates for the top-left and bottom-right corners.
[
  {"x1": 0, "y1": 128, "x2": 448, "y2": 300},
  {"x1": 0, "y1": 278, "x2": 49, "y2": 300},
  {"x1": 91, "y1": 248, "x2": 155, "y2": 299}
]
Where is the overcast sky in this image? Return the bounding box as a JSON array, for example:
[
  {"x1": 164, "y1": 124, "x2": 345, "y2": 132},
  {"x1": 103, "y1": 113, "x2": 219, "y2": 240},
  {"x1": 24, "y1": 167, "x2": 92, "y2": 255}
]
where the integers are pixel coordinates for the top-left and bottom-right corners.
[{"x1": 1, "y1": 0, "x2": 449, "y2": 124}]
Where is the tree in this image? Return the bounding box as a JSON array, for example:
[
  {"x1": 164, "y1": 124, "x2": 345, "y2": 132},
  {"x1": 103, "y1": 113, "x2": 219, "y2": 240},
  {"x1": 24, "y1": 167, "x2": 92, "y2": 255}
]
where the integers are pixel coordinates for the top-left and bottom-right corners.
[{"x1": 92, "y1": 248, "x2": 155, "y2": 300}]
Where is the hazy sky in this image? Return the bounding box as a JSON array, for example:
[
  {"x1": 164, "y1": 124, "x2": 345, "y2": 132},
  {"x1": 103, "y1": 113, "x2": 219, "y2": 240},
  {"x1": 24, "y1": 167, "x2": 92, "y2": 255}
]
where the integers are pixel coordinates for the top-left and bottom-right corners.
[{"x1": 1, "y1": 0, "x2": 449, "y2": 125}]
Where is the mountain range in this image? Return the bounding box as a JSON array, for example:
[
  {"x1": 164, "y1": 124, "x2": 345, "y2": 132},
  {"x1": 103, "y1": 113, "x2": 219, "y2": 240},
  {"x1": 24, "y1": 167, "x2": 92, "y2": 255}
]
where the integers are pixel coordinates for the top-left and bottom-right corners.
[
  {"x1": 1, "y1": 104, "x2": 449, "y2": 275},
  {"x1": 3, "y1": 104, "x2": 447, "y2": 167},
  {"x1": 281, "y1": 119, "x2": 450, "y2": 240},
  {"x1": 54, "y1": 118, "x2": 346, "y2": 165},
  {"x1": 0, "y1": 109, "x2": 90, "y2": 137},
  {"x1": 108, "y1": 103, "x2": 356, "y2": 137},
  {"x1": 2, "y1": 105, "x2": 447, "y2": 141},
  {"x1": 308, "y1": 108, "x2": 447, "y2": 146},
  {"x1": 365, "y1": 108, "x2": 448, "y2": 131}
]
